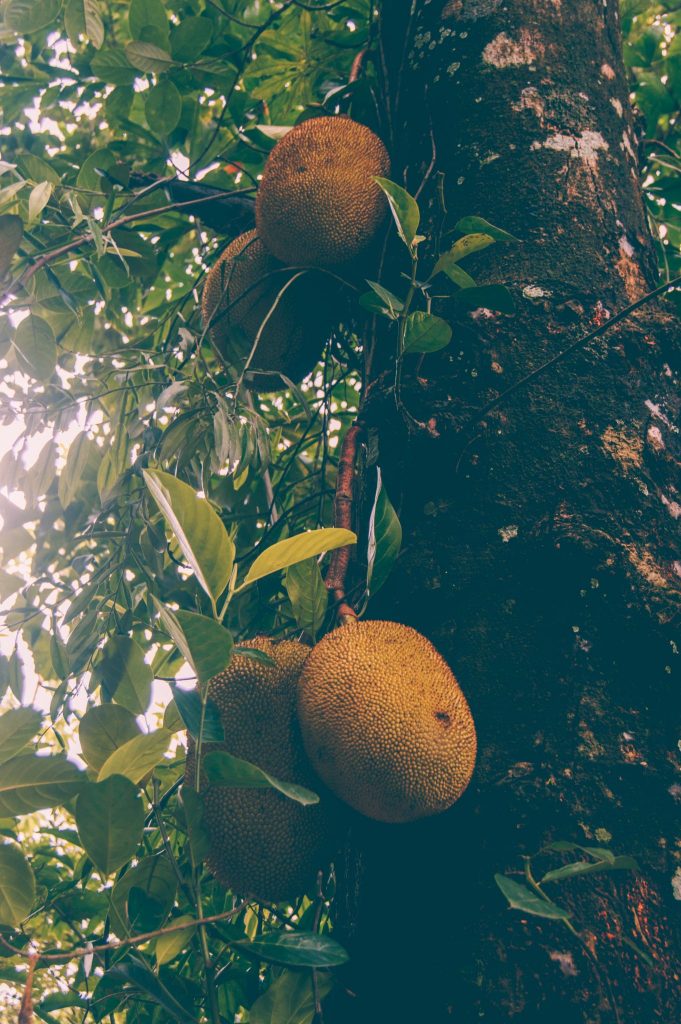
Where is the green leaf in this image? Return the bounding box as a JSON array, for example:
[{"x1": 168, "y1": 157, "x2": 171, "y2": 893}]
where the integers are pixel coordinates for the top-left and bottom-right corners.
[
  {"x1": 143, "y1": 468, "x2": 234, "y2": 603},
  {"x1": 110, "y1": 854, "x2": 176, "y2": 937},
  {"x1": 373, "y1": 177, "x2": 420, "y2": 250},
  {"x1": 12, "y1": 315, "x2": 56, "y2": 381},
  {"x1": 107, "y1": 958, "x2": 191, "y2": 1022},
  {"x1": 155, "y1": 915, "x2": 196, "y2": 965},
  {"x1": 79, "y1": 704, "x2": 141, "y2": 772},
  {"x1": 151, "y1": 599, "x2": 233, "y2": 685},
  {"x1": 203, "y1": 751, "x2": 319, "y2": 806},
  {"x1": 453, "y1": 284, "x2": 515, "y2": 314},
  {"x1": 97, "y1": 729, "x2": 172, "y2": 784},
  {"x1": 0, "y1": 569, "x2": 22, "y2": 601},
  {"x1": 0, "y1": 754, "x2": 84, "y2": 816},
  {"x1": 84, "y1": 0, "x2": 105, "y2": 48},
  {"x1": 242, "y1": 528, "x2": 356, "y2": 588},
  {"x1": 232, "y1": 932, "x2": 349, "y2": 968},
  {"x1": 171, "y1": 687, "x2": 224, "y2": 742},
  {"x1": 27, "y1": 181, "x2": 52, "y2": 223},
  {"x1": 0, "y1": 707, "x2": 42, "y2": 767},
  {"x1": 250, "y1": 969, "x2": 333, "y2": 1024},
  {"x1": 363, "y1": 280, "x2": 404, "y2": 317},
  {"x1": 145, "y1": 80, "x2": 181, "y2": 136},
  {"x1": 94, "y1": 635, "x2": 153, "y2": 714},
  {"x1": 403, "y1": 311, "x2": 452, "y2": 354},
  {"x1": 367, "y1": 472, "x2": 402, "y2": 595},
  {"x1": 125, "y1": 42, "x2": 176, "y2": 74},
  {"x1": 285, "y1": 558, "x2": 328, "y2": 640},
  {"x1": 75, "y1": 776, "x2": 144, "y2": 875},
  {"x1": 90, "y1": 49, "x2": 136, "y2": 86},
  {"x1": 0, "y1": 841, "x2": 35, "y2": 927},
  {"x1": 50, "y1": 629, "x2": 70, "y2": 681},
  {"x1": 541, "y1": 855, "x2": 638, "y2": 884},
  {"x1": 494, "y1": 874, "x2": 572, "y2": 920},
  {"x1": 170, "y1": 17, "x2": 213, "y2": 62},
  {"x1": 4, "y1": 0, "x2": 61, "y2": 33},
  {"x1": 454, "y1": 216, "x2": 518, "y2": 242},
  {"x1": 431, "y1": 256, "x2": 476, "y2": 288},
  {"x1": 443, "y1": 233, "x2": 496, "y2": 263},
  {"x1": 58, "y1": 431, "x2": 97, "y2": 508},
  {"x1": 129, "y1": 0, "x2": 169, "y2": 47},
  {"x1": 0, "y1": 214, "x2": 23, "y2": 277}
]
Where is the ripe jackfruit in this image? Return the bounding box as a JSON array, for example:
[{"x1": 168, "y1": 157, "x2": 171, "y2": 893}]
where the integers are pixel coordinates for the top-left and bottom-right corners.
[
  {"x1": 255, "y1": 117, "x2": 390, "y2": 268},
  {"x1": 297, "y1": 620, "x2": 476, "y2": 823},
  {"x1": 185, "y1": 638, "x2": 335, "y2": 901},
  {"x1": 201, "y1": 230, "x2": 332, "y2": 390}
]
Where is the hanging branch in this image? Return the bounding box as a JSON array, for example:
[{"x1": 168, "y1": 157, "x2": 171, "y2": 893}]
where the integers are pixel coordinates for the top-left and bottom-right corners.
[{"x1": 325, "y1": 423, "x2": 365, "y2": 623}]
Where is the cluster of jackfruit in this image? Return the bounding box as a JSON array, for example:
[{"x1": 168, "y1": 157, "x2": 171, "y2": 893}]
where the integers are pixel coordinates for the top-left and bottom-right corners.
[
  {"x1": 186, "y1": 622, "x2": 476, "y2": 902},
  {"x1": 201, "y1": 117, "x2": 390, "y2": 391}
]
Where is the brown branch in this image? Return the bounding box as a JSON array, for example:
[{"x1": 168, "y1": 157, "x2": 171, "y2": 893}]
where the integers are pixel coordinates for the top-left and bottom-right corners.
[
  {"x1": 0, "y1": 901, "x2": 249, "y2": 966},
  {"x1": 18, "y1": 954, "x2": 37, "y2": 1024},
  {"x1": 326, "y1": 423, "x2": 364, "y2": 621}
]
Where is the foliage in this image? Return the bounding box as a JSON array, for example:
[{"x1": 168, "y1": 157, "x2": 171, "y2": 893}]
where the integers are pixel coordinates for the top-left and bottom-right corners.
[{"x1": 0, "y1": 0, "x2": 676, "y2": 1019}]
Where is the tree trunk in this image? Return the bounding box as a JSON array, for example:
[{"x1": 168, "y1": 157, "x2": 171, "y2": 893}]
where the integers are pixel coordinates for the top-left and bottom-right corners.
[{"x1": 329, "y1": 2, "x2": 681, "y2": 1022}]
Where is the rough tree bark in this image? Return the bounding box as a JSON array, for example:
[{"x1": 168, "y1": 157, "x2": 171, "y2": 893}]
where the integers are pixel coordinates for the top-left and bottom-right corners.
[{"x1": 329, "y1": 2, "x2": 680, "y2": 1022}]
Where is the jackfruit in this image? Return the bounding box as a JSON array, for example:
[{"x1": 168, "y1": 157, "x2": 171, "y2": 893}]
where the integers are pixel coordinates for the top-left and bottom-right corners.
[
  {"x1": 185, "y1": 638, "x2": 336, "y2": 901},
  {"x1": 201, "y1": 230, "x2": 332, "y2": 390},
  {"x1": 297, "y1": 620, "x2": 476, "y2": 823},
  {"x1": 255, "y1": 117, "x2": 390, "y2": 268}
]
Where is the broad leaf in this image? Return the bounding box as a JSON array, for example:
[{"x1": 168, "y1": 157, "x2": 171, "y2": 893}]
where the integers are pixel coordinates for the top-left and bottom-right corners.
[
  {"x1": 374, "y1": 177, "x2": 420, "y2": 249},
  {"x1": 171, "y1": 687, "x2": 224, "y2": 742},
  {"x1": 203, "y1": 751, "x2": 319, "y2": 806},
  {"x1": 125, "y1": 42, "x2": 176, "y2": 74},
  {"x1": 107, "y1": 958, "x2": 193, "y2": 1022},
  {"x1": 431, "y1": 256, "x2": 477, "y2": 288},
  {"x1": 250, "y1": 969, "x2": 333, "y2": 1024},
  {"x1": 0, "y1": 214, "x2": 23, "y2": 277},
  {"x1": 94, "y1": 634, "x2": 153, "y2": 714},
  {"x1": 12, "y1": 315, "x2": 56, "y2": 381},
  {"x1": 84, "y1": 0, "x2": 105, "y2": 48},
  {"x1": 79, "y1": 703, "x2": 141, "y2": 772},
  {"x1": 27, "y1": 181, "x2": 52, "y2": 222},
  {"x1": 232, "y1": 932, "x2": 349, "y2": 968},
  {"x1": 403, "y1": 311, "x2": 452, "y2": 354},
  {"x1": 145, "y1": 80, "x2": 182, "y2": 136},
  {"x1": 443, "y1": 232, "x2": 495, "y2": 263},
  {"x1": 242, "y1": 528, "x2": 356, "y2": 588},
  {"x1": 494, "y1": 874, "x2": 572, "y2": 920},
  {"x1": 453, "y1": 284, "x2": 515, "y2": 314},
  {"x1": 143, "y1": 468, "x2": 234, "y2": 603},
  {"x1": 454, "y1": 216, "x2": 518, "y2": 242},
  {"x1": 75, "y1": 776, "x2": 144, "y2": 875},
  {"x1": 152, "y1": 598, "x2": 233, "y2": 684},
  {"x1": 4, "y1": 0, "x2": 61, "y2": 33},
  {"x1": 97, "y1": 729, "x2": 172, "y2": 784},
  {"x1": 155, "y1": 915, "x2": 196, "y2": 965},
  {"x1": 129, "y1": 0, "x2": 169, "y2": 46},
  {"x1": 285, "y1": 558, "x2": 328, "y2": 639},
  {"x1": 541, "y1": 855, "x2": 638, "y2": 884},
  {"x1": 367, "y1": 471, "x2": 402, "y2": 595},
  {"x1": 58, "y1": 431, "x2": 97, "y2": 508},
  {"x1": 0, "y1": 754, "x2": 84, "y2": 816},
  {"x1": 0, "y1": 706, "x2": 42, "y2": 767},
  {"x1": 170, "y1": 17, "x2": 213, "y2": 62},
  {"x1": 0, "y1": 841, "x2": 35, "y2": 927}
]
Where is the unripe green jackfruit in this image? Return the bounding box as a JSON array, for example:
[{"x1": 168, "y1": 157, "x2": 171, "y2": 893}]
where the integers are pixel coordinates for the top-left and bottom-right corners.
[
  {"x1": 297, "y1": 620, "x2": 476, "y2": 824},
  {"x1": 185, "y1": 638, "x2": 336, "y2": 901},
  {"x1": 201, "y1": 230, "x2": 332, "y2": 391}
]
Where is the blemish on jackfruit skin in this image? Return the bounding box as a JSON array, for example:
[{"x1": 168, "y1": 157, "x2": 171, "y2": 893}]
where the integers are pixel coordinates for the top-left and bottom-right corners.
[
  {"x1": 255, "y1": 116, "x2": 391, "y2": 269},
  {"x1": 297, "y1": 620, "x2": 477, "y2": 824},
  {"x1": 184, "y1": 637, "x2": 336, "y2": 903}
]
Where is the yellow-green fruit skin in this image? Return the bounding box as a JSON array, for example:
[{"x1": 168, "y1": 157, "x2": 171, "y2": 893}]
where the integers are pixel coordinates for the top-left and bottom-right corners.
[
  {"x1": 255, "y1": 117, "x2": 391, "y2": 268},
  {"x1": 201, "y1": 229, "x2": 332, "y2": 390},
  {"x1": 185, "y1": 638, "x2": 335, "y2": 902},
  {"x1": 297, "y1": 621, "x2": 477, "y2": 824}
]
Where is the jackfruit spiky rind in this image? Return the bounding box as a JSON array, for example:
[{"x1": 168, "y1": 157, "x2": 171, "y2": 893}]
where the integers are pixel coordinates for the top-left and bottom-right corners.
[
  {"x1": 185, "y1": 638, "x2": 335, "y2": 901},
  {"x1": 255, "y1": 117, "x2": 391, "y2": 268},
  {"x1": 297, "y1": 620, "x2": 477, "y2": 824},
  {"x1": 201, "y1": 230, "x2": 330, "y2": 391}
]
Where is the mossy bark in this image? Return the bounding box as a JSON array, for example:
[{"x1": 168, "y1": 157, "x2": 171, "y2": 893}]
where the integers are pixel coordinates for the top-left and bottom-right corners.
[{"x1": 329, "y1": 2, "x2": 681, "y2": 1021}]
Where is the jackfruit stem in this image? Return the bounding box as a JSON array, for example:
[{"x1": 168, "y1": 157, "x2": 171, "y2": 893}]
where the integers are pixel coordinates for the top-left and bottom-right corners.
[{"x1": 326, "y1": 423, "x2": 365, "y2": 622}]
